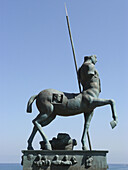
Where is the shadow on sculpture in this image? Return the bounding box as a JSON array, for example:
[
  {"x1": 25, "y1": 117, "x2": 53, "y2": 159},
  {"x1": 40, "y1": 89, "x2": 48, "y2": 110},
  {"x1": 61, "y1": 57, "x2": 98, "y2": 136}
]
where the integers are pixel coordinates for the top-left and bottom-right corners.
[{"x1": 26, "y1": 55, "x2": 118, "y2": 151}]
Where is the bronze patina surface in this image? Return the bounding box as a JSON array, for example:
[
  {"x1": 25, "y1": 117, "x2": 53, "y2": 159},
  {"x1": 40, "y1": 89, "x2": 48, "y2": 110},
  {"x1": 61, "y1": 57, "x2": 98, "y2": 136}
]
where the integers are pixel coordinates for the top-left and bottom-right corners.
[
  {"x1": 22, "y1": 150, "x2": 108, "y2": 170},
  {"x1": 26, "y1": 55, "x2": 118, "y2": 151}
]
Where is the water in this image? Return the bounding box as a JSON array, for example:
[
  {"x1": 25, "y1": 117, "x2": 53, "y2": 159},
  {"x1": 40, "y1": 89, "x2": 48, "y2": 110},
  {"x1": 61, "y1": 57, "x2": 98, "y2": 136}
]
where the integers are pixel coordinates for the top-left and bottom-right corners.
[
  {"x1": 0, "y1": 164, "x2": 128, "y2": 169},
  {"x1": 0, "y1": 164, "x2": 22, "y2": 170},
  {"x1": 109, "y1": 164, "x2": 128, "y2": 169}
]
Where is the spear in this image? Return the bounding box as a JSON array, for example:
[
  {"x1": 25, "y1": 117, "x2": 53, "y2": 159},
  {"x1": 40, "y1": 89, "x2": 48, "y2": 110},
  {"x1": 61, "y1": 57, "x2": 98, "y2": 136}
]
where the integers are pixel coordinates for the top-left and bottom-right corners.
[{"x1": 65, "y1": 4, "x2": 92, "y2": 150}]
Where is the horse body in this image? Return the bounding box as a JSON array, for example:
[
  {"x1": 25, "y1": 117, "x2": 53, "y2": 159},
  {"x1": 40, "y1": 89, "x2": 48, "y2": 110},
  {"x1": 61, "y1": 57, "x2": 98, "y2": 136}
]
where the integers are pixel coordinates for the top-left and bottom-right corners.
[
  {"x1": 29, "y1": 88, "x2": 98, "y2": 118},
  {"x1": 36, "y1": 89, "x2": 85, "y2": 116}
]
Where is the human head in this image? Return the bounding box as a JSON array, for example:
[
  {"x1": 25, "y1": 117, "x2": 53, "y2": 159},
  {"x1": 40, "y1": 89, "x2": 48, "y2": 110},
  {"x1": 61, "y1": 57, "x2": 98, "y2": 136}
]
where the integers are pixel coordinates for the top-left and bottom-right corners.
[
  {"x1": 54, "y1": 155, "x2": 59, "y2": 160},
  {"x1": 84, "y1": 55, "x2": 97, "y2": 64},
  {"x1": 63, "y1": 155, "x2": 68, "y2": 161}
]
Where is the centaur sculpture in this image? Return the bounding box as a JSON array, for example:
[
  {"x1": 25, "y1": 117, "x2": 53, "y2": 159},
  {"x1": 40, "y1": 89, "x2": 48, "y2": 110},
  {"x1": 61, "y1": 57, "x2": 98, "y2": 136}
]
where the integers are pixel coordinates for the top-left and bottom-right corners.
[{"x1": 26, "y1": 55, "x2": 118, "y2": 150}]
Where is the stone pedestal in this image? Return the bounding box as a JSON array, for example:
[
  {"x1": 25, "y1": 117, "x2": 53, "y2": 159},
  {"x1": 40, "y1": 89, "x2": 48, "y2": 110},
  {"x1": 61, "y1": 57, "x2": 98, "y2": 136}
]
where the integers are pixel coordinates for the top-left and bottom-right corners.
[{"x1": 21, "y1": 150, "x2": 108, "y2": 170}]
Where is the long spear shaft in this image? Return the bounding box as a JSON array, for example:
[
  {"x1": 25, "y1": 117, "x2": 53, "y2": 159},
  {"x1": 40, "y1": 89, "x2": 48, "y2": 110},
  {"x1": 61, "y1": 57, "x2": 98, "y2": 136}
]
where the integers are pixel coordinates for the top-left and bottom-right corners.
[{"x1": 65, "y1": 4, "x2": 92, "y2": 150}]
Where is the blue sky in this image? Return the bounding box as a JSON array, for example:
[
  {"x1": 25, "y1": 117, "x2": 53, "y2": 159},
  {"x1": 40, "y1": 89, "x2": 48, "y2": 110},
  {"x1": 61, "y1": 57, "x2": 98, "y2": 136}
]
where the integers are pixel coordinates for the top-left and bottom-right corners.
[{"x1": 0, "y1": 0, "x2": 128, "y2": 164}]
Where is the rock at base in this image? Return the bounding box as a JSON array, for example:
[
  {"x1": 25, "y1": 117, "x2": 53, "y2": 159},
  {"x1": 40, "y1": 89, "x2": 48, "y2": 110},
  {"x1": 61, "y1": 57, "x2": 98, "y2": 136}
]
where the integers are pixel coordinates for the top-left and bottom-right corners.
[{"x1": 40, "y1": 133, "x2": 77, "y2": 150}]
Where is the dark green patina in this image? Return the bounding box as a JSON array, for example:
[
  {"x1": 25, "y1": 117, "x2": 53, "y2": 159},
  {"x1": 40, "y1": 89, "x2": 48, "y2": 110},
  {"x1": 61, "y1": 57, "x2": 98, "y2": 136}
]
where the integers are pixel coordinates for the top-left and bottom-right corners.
[
  {"x1": 22, "y1": 150, "x2": 108, "y2": 170},
  {"x1": 26, "y1": 55, "x2": 118, "y2": 151}
]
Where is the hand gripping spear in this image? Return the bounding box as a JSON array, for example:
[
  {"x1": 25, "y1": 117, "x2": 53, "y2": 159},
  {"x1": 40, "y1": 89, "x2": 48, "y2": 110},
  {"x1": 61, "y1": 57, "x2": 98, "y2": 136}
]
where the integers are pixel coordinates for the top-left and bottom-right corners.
[{"x1": 65, "y1": 4, "x2": 92, "y2": 150}]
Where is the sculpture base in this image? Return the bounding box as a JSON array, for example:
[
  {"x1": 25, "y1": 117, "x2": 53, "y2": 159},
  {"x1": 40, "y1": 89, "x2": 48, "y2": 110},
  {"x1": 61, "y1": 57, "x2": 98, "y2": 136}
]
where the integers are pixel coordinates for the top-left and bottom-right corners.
[{"x1": 21, "y1": 150, "x2": 108, "y2": 170}]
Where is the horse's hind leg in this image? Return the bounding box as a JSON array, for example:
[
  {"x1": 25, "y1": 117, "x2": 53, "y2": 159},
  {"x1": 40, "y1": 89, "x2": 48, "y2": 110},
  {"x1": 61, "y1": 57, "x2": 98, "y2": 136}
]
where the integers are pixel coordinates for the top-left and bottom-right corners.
[
  {"x1": 33, "y1": 112, "x2": 56, "y2": 150},
  {"x1": 27, "y1": 126, "x2": 37, "y2": 150},
  {"x1": 81, "y1": 111, "x2": 94, "y2": 150}
]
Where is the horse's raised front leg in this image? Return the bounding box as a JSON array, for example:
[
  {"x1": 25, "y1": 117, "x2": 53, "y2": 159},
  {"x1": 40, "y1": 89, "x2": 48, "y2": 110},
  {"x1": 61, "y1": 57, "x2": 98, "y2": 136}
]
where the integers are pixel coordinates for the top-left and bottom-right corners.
[
  {"x1": 91, "y1": 98, "x2": 118, "y2": 128},
  {"x1": 81, "y1": 111, "x2": 94, "y2": 150},
  {"x1": 109, "y1": 100, "x2": 118, "y2": 128},
  {"x1": 27, "y1": 126, "x2": 37, "y2": 150}
]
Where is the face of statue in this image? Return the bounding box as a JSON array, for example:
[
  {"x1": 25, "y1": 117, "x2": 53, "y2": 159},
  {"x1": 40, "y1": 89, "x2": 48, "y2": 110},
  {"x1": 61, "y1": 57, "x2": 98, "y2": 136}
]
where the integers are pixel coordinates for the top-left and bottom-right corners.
[{"x1": 91, "y1": 55, "x2": 97, "y2": 64}]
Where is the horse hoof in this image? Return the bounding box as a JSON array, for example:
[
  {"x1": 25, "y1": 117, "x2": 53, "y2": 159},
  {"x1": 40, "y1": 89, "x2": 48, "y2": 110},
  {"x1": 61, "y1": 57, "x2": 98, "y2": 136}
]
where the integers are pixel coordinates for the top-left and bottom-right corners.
[
  {"x1": 82, "y1": 146, "x2": 88, "y2": 150},
  {"x1": 110, "y1": 120, "x2": 117, "y2": 129},
  {"x1": 27, "y1": 146, "x2": 34, "y2": 150},
  {"x1": 45, "y1": 144, "x2": 52, "y2": 150}
]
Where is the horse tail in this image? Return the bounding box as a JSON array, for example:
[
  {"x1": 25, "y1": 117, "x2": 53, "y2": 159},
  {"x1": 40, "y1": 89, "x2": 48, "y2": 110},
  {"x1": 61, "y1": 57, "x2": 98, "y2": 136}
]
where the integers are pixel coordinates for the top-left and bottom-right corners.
[{"x1": 26, "y1": 95, "x2": 37, "y2": 113}]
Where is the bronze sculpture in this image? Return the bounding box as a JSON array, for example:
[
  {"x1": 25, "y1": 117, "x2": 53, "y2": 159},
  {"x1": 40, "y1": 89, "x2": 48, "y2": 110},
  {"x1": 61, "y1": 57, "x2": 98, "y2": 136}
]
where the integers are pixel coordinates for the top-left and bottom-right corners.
[
  {"x1": 26, "y1": 55, "x2": 118, "y2": 151},
  {"x1": 22, "y1": 5, "x2": 116, "y2": 170}
]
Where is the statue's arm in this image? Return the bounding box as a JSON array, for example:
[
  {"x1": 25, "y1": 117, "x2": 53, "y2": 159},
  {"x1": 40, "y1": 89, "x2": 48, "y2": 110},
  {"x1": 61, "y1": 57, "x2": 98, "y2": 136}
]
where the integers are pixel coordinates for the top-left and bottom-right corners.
[
  {"x1": 86, "y1": 63, "x2": 95, "y2": 76},
  {"x1": 77, "y1": 63, "x2": 95, "y2": 90}
]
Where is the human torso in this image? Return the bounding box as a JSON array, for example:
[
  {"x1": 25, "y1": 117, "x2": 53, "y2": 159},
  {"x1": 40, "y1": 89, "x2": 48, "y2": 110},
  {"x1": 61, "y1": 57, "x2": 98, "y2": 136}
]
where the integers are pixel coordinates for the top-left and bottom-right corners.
[{"x1": 78, "y1": 62, "x2": 101, "y2": 97}]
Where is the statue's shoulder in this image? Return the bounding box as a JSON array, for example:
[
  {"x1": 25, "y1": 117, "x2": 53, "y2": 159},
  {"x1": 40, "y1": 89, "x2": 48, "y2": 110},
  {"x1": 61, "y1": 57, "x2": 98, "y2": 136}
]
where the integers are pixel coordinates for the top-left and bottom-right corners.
[{"x1": 79, "y1": 62, "x2": 95, "y2": 75}]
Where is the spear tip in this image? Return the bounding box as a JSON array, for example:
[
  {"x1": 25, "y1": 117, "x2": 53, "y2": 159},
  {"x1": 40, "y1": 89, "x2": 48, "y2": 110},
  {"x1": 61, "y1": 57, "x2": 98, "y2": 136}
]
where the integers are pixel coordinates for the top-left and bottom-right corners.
[{"x1": 64, "y1": 3, "x2": 68, "y2": 16}]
